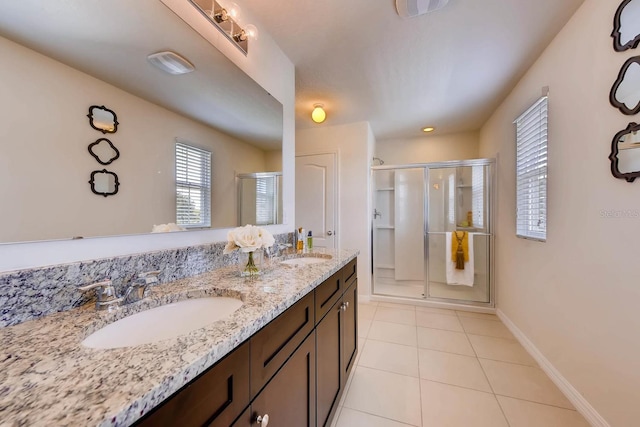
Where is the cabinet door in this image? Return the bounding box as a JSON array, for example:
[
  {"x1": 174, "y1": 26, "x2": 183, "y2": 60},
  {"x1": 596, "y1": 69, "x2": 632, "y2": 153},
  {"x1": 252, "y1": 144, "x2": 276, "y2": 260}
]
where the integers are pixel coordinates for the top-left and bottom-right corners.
[
  {"x1": 316, "y1": 300, "x2": 342, "y2": 427},
  {"x1": 250, "y1": 331, "x2": 317, "y2": 427},
  {"x1": 250, "y1": 292, "x2": 315, "y2": 397},
  {"x1": 342, "y1": 280, "x2": 358, "y2": 385}
]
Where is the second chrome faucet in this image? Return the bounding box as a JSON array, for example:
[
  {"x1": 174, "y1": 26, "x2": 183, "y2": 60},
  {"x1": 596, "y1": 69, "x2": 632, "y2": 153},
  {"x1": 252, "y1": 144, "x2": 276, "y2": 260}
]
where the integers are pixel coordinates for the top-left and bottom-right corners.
[{"x1": 78, "y1": 270, "x2": 161, "y2": 311}]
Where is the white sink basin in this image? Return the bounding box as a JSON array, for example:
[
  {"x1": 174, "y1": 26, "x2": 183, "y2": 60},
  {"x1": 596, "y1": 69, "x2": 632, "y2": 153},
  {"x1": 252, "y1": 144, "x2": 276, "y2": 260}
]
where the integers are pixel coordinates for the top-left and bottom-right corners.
[
  {"x1": 82, "y1": 297, "x2": 243, "y2": 349},
  {"x1": 281, "y1": 257, "x2": 330, "y2": 266}
]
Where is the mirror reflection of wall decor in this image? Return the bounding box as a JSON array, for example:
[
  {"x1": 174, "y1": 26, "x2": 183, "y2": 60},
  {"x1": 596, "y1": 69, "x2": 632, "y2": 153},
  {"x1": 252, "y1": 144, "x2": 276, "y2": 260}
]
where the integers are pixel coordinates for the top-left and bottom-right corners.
[
  {"x1": 610, "y1": 56, "x2": 640, "y2": 115},
  {"x1": 89, "y1": 169, "x2": 120, "y2": 197},
  {"x1": 87, "y1": 105, "x2": 119, "y2": 134},
  {"x1": 88, "y1": 138, "x2": 120, "y2": 165},
  {"x1": 612, "y1": 0, "x2": 640, "y2": 52},
  {"x1": 610, "y1": 122, "x2": 640, "y2": 182}
]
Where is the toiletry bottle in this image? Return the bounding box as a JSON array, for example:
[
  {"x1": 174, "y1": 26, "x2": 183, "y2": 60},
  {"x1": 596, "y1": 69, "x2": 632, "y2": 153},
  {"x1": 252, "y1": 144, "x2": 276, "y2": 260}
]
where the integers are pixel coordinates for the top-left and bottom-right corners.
[
  {"x1": 307, "y1": 231, "x2": 313, "y2": 250},
  {"x1": 297, "y1": 227, "x2": 305, "y2": 252},
  {"x1": 467, "y1": 211, "x2": 473, "y2": 227}
]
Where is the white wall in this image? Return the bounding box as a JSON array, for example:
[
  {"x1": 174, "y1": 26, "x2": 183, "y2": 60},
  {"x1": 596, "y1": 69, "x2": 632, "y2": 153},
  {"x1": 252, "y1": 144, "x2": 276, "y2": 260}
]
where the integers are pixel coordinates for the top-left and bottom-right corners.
[
  {"x1": 376, "y1": 131, "x2": 479, "y2": 165},
  {"x1": 296, "y1": 122, "x2": 374, "y2": 295},
  {"x1": 479, "y1": 1, "x2": 639, "y2": 425},
  {"x1": 0, "y1": 36, "x2": 269, "y2": 242},
  {"x1": 0, "y1": 3, "x2": 295, "y2": 272}
]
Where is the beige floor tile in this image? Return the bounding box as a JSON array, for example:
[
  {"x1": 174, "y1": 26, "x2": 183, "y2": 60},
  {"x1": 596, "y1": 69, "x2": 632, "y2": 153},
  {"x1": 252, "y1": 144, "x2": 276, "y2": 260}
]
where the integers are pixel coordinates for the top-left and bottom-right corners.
[
  {"x1": 359, "y1": 299, "x2": 379, "y2": 307},
  {"x1": 468, "y1": 334, "x2": 536, "y2": 366},
  {"x1": 420, "y1": 380, "x2": 508, "y2": 427},
  {"x1": 336, "y1": 407, "x2": 416, "y2": 427},
  {"x1": 377, "y1": 302, "x2": 416, "y2": 311},
  {"x1": 479, "y1": 359, "x2": 573, "y2": 409},
  {"x1": 359, "y1": 340, "x2": 419, "y2": 377},
  {"x1": 374, "y1": 307, "x2": 417, "y2": 326},
  {"x1": 344, "y1": 366, "x2": 422, "y2": 426},
  {"x1": 459, "y1": 316, "x2": 514, "y2": 339},
  {"x1": 416, "y1": 311, "x2": 464, "y2": 332},
  {"x1": 359, "y1": 319, "x2": 372, "y2": 338},
  {"x1": 456, "y1": 310, "x2": 499, "y2": 321},
  {"x1": 359, "y1": 304, "x2": 377, "y2": 321},
  {"x1": 368, "y1": 321, "x2": 418, "y2": 347},
  {"x1": 418, "y1": 349, "x2": 492, "y2": 392},
  {"x1": 417, "y1": 327, "x2": 475, "y2": 356},
  {"x1": 497, "y1": 396, "x2": 590, "y2": 427},
  {"x1": 354, "y1": 338, "x2": 366, "y2": 366},
  {"x1": 415, "y1": 306, "x2": 457, "y2": 316}
]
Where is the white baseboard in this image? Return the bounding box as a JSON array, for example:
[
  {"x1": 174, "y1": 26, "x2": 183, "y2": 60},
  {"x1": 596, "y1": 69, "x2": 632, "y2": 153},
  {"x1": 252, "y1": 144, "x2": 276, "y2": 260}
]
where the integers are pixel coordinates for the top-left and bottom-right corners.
[{"x1": 497, "y1": 309, "x2": 610, "y2": 427}]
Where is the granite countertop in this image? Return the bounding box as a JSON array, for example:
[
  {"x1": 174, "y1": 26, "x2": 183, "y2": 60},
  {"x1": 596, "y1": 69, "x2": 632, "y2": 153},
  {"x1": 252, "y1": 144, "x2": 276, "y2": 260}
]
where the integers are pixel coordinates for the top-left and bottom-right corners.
[{"x1": 0, "y1": 248, "x2": 358, "y2": 427}]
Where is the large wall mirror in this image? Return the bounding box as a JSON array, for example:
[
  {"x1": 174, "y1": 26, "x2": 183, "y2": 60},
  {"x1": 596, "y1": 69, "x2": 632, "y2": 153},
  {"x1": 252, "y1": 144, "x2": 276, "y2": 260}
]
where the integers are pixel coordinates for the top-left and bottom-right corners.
[{"x1": 0, "y1": 0, "x2": 283, "y2": 243}]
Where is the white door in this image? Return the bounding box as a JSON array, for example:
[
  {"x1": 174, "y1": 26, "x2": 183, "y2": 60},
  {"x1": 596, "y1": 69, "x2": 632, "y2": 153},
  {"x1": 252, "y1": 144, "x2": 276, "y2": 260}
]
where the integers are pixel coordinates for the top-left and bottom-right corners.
[{"x1": 295, "y1": 153, "x2": 337, "y2": 249}]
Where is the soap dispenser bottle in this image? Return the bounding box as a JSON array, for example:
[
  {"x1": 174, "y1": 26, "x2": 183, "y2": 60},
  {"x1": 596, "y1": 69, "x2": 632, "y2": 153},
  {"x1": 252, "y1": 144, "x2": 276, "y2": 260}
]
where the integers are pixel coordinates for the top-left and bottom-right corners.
[{"x1": 297, "y1": 227, "x2": 305, "y2": 251}]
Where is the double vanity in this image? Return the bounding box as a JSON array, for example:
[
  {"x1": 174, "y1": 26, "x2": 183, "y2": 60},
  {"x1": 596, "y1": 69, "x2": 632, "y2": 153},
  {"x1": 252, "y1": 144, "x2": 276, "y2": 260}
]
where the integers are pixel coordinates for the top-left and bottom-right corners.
[{"x1": 0, "y1": 249, "x2": 358, "y2": 426}]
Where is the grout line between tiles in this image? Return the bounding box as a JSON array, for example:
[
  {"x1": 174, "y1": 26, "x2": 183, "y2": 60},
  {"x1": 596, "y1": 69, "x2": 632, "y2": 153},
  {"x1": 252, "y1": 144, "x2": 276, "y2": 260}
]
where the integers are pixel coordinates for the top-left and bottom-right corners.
[
  {"x1": 477, "y1": 356, "x2": 543, "y2": 369},
  {"x1": 420, "y1": 378, "x2": 497, "y2": 396},
  {"x1": 366, "y1": 337, "x2": 419, "y2": 349},
  {"x1": 494, "y1": 390, "x2": 513, "y2": 427},
  {"x1": 339, "y1": 406, "x2": 421, "y2": 427},
  {"x1": 493, "y1": 392, "x2": 577, "y2": 411}
]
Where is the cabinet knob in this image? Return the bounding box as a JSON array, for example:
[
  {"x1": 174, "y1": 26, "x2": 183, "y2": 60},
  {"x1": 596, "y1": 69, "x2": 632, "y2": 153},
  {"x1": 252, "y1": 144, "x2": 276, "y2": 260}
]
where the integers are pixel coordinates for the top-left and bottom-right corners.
[
  {"x1": 255, "y1": 414, "x2": 269, "y2": 426},
  {"x1": 345, "y1": 301, "x2": 350, "y2": 309},
  {"x1": 339, "y1": 302, "x2": 347, "y2": 311}
]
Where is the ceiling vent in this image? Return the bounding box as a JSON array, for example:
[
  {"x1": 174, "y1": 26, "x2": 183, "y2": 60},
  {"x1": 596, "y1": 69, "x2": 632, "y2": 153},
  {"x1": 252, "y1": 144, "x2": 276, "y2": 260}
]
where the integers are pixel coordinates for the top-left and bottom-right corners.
[
  {"x1": 147, "y1": 51, "x2": 195, "y2": 75},
  {"x1": 396, "y1": 0, "x2": 451, "y2": 18}
]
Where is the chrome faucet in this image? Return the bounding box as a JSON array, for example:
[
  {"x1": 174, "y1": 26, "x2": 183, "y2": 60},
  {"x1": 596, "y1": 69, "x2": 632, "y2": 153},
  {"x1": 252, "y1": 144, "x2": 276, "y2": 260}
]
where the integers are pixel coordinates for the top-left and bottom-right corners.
[{"x1": 78, "y1": 270, "x2": 161, "y2": 311}]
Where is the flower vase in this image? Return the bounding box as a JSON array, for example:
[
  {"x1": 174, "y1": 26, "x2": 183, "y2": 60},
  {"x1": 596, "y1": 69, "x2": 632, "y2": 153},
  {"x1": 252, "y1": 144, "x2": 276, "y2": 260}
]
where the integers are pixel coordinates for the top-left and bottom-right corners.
[{"x1": 240, "y1": 250, "x2": 261, "y2": 277}]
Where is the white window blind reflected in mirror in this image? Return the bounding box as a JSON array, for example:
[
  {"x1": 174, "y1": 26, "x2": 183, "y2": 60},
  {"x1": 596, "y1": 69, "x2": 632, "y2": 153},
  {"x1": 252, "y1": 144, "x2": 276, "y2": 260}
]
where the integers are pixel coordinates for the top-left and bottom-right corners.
[
  {"x1": 515, "y1": 96, "x2": 548, "y2": 241},
  {"x1": 471, "y1": 166, "x2": 484, "y2": 229},
  {"x1": 256, "y1": 176, "x2": 276, "y2": 225},
  {"x1": 175, "y1": 142, "x2": 212, "y2": 228}
]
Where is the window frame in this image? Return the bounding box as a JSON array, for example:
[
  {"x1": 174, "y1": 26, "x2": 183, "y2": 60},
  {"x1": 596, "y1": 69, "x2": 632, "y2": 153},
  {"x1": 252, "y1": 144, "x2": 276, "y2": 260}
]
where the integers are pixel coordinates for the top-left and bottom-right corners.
[
  {"x1": 514, "y1": 96, "x2": 548, "y2": 242},
  {"x1": 175, "y1": 142, "x2": 212, "y2": 229}
]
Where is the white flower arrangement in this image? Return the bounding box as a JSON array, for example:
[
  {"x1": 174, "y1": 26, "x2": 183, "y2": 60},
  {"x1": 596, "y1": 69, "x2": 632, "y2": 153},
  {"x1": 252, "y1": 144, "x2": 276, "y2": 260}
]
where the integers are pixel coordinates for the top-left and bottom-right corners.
[{"x1": 224, "y1": 224, "x2": 276, "y2": 254}]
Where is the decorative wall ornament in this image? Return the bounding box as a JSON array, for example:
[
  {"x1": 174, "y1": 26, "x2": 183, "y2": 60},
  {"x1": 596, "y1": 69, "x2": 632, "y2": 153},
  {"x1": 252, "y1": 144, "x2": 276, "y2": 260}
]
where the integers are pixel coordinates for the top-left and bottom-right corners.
[
  {"x1": 89, "y1": 169, "x2": 120, "y2": 197},
  {"x1": 88, "y1": 138, "x2": 120, "y2": 165},
  {"x1": 87, "y1": 105, "x2": 118, "y2": 134},
  {"x1": 610, "y1": 56, "x2": 640, "y2": 115},
  {"x1": 609, "y1": 122, "x2": 640, "y2": 182},
  {"x1": 612, "y1": 0, "x2": 640, "y2": 52}
]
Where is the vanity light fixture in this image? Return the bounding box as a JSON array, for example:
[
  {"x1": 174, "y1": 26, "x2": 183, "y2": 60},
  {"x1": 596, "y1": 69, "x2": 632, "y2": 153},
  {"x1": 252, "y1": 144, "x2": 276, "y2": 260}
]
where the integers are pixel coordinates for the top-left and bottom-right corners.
[
  {"x1": 189, "y1": 0, "x2": 258, "y2": 55},
  {"x1": 311, "y1": 104, "x2": 327, "y2": 123},
  {"x1": 422, "y1": 126, "x2": 435, "y2": 133},
  {"x1": 147, "y1": 51, "x2": 195, "y2": 75}
]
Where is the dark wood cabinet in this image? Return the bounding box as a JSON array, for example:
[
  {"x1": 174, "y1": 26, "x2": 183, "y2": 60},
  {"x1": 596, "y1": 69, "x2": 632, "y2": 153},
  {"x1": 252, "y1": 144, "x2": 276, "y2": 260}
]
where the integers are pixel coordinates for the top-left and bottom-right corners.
[
  {"x1": 233, "y1": 332, "x2": 317, "y2": 427},
  {"x1": 135, "y1": 258, "x2": 357, "y2": 427},
  {"x1": 316, "y1": 260, "x2": 358, "y2": 427}
]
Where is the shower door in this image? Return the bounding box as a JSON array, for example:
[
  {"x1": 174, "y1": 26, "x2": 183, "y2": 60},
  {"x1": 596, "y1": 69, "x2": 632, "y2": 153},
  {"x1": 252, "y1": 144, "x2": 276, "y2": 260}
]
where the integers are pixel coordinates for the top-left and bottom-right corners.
[
  {"x1": 372, "y1": 160, "x2": 493, "y2": 306},
  {"x1": 426, "y1": 163, "x2": 492, "y2": 304}
]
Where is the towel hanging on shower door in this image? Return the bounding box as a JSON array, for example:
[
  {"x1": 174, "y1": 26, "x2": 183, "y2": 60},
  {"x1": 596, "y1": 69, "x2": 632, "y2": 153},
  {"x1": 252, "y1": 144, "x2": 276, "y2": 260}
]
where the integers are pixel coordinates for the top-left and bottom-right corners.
[
  {"x1": 445, "y1": 232, "x2": 474, "y2": 286},
  {"x1": 451, "y1": 231, "x2": 469, "y2": 269}
]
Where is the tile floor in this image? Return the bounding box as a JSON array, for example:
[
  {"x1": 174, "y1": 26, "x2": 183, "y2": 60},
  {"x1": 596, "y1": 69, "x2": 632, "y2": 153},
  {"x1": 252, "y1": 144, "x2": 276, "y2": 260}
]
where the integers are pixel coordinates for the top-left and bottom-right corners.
[{"x1": 331, "y1": 300, "x2": 591, "y2": 427}]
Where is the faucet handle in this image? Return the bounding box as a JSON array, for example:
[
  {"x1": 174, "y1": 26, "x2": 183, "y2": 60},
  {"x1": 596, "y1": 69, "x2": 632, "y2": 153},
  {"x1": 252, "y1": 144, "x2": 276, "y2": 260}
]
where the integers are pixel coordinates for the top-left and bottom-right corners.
[
  {"x1": 78, "y1": 280, "x2": 121, "y2": 311},
  {"x1": 78, "y1": 279, "x2": 113, "y2": 292},
  {"x1": 138, "y1": 270, "x2": 161, "y2": 285}
]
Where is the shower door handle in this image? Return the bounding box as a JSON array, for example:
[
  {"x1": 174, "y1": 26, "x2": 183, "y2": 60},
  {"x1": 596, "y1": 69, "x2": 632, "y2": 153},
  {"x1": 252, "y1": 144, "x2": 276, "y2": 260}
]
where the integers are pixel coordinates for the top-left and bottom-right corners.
[{"x1": 327, "y1": 231, "x2": 334, "y2": 236}]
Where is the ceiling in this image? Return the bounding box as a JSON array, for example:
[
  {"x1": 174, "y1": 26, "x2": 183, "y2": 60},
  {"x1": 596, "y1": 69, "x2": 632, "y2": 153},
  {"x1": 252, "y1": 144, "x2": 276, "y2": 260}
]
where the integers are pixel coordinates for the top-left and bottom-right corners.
[{"x1": 243, "y1": 0, "x2": 585, "y2": 140}]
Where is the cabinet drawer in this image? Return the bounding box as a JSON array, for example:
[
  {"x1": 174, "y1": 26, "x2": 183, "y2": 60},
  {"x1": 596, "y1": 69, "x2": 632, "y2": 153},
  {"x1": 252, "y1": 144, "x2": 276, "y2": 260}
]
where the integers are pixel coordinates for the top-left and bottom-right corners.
[
  {"x1": 315, "y1": 270, "x2": 342, "y2": 324},
  {"x1": 135, "y1": 341, "x2": 250, "y2": 427},
  {"x1": 343, "y1": 258, "x2": 357, "y2": 288},
  {"x1": 250, "y1": 291, "x2": 315, "y2": 397}
]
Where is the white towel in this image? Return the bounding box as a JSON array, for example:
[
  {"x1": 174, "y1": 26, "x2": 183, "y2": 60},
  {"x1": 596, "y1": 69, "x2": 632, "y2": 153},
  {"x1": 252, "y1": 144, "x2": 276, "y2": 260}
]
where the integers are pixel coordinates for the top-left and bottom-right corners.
[{"x1": 445, "y1": 232, "x2": 474, "y2": 286}]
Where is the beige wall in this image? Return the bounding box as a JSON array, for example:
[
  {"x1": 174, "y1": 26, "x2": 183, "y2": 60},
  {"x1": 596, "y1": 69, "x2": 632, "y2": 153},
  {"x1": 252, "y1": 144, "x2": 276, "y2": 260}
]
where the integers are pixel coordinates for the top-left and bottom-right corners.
[
  {"x1": 296, "y1": 122, "x2": 374, "y2": 295},
  {"x1": 376, "y1": 131, "x2": 480, "y2": 165},
  {"x1": 0, "y1": 6, "x2": 295, "y2": 272},
  {"x1": 0, "y1": 36, "x2": 268, "y2": 243},
  {"x1": 479, "y1": 1, "x2": 639, "y2": 425}
]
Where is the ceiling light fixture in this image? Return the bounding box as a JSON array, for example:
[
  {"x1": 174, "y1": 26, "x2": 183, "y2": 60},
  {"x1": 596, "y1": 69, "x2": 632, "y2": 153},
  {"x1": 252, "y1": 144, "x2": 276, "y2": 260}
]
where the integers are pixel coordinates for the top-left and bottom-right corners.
[
  {"x1": 311, "y1": 104, "x2": 327, "y2": 123},
  {"x1": 147, "y1": 51, "x2": 195, "y2": 75},
  {"x1": 396, "y1": 0, "x2": 451, "y2": 18},
  {"x1": 422, "y1": 126, "x2": 435, "y2": 133},
  {"x1": 189, "y1": 0, "x2": 258, "y2": 55}
]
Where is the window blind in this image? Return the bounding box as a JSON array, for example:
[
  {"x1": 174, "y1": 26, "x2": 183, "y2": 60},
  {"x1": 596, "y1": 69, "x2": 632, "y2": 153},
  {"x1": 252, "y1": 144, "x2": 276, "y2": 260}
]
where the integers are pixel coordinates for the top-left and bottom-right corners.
[
  {"x1": 255, "y1": 176, "x2": 276, "y2": 225},
  {"x1": 471, "y1": 165, "x2": 484, "y2": 229},
  {"x1": 515, "y1": 96, "x2": 548, "y2": 241},
  {"x1": 175, "y1": 142, "x2": 211, "y2": 228}
]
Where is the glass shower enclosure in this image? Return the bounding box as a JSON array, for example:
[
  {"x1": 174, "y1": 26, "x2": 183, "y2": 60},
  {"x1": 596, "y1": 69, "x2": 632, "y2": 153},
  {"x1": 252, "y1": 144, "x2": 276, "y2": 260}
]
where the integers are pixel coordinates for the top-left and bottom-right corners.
[{"x1": 372, "y1": 159, "x2": 494, "y2": 306}]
